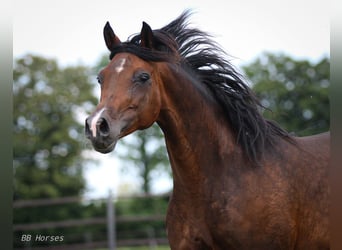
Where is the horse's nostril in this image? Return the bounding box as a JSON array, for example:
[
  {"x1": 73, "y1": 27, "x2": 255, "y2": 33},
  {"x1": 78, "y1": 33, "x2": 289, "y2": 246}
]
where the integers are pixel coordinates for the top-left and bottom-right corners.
[
  {"x1": 85, "y1": 118, "x2": 92, "y2": 138},
  {"x1": 98, "y1": 118, "x2": 110, "y2": 136}
]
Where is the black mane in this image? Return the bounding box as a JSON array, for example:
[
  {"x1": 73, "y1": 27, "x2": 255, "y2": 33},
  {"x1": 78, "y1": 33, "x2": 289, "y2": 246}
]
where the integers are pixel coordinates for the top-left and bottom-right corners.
[{"x1": 109, "y1": 11, "x2": 292, "y2": 162}]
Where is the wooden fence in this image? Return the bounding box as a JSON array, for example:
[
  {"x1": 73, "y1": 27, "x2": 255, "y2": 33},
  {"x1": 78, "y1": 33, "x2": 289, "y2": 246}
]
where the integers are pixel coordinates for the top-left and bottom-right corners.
[{"x1": 13, "y1": 192, "x2": 170, "y2": 250}]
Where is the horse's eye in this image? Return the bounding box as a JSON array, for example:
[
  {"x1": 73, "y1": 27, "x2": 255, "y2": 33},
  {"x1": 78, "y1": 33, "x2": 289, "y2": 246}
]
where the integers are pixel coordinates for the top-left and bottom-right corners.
[
  {"x1": 139, "y1": 72, "x2": 150, "y2": 82},
  {"x1": 134, "y1": 72, "x2": 151, "y2": 84}
]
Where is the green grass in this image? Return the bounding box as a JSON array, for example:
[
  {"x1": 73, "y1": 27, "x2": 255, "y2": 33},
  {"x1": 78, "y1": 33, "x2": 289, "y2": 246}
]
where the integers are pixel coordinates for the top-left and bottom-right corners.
[{"x1": 97, "y1": 246, "x2": 170, "y2": 250}]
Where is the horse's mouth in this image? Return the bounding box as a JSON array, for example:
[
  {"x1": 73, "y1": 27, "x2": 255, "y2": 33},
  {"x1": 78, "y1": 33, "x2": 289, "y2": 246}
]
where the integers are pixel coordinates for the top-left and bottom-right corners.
[{"x1": 92, "y1": 139, "x2": 118, "y2": 154}]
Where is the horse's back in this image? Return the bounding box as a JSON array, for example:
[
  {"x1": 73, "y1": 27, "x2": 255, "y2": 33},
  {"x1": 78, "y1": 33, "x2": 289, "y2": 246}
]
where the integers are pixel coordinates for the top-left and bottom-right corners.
[
  {"x1": 292, "y1": 132, "x2": 330, "y2": 249},
  {"x1": 296, "y1": 131, "x2": 330, "y2": 163},
  {"x1": 298, "y1": 131, "x2": 330, "y2": 142}
]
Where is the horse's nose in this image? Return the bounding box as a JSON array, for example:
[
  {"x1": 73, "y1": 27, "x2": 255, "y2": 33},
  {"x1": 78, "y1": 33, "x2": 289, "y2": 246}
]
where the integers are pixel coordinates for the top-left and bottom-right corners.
[
  {"x1": 85, "y1": 116, "x2": 110, "y2": 138},
  {"x1": 97, "y1": 117, "x2": 110, "y2": 136}
]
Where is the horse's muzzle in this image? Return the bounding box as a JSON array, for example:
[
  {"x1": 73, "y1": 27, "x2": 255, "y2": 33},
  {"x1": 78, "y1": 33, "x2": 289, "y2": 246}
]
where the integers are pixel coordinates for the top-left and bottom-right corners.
[{"x1": 85, "y1": 115, "x2": 119, "y2": 154}]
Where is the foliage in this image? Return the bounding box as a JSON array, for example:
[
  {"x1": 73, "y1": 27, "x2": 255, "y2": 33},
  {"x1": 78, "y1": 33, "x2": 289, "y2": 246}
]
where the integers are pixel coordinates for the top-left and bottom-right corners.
[
  {"x1": 13, "y1": 54, "x2": 97, "y2": 199},
  {"x1": 243, "y1": 53, "x2": 329, "y2": 136},
  {"x1": 13, "y1": 54, "x2": 98, "y2": 247},
  {"x1": 13, "y1": 195, "x2": 169, "y2": 248},
  {"x1": 115, "y1": 195, "x2": 169, "y2": 241},
  {"x1": 117, "y1": 126, "x2": 170, "y2": 194}
]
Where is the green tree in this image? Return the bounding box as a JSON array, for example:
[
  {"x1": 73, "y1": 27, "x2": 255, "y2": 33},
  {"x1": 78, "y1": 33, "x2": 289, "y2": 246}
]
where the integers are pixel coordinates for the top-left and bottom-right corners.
[
  {"x1": 95, "y1": 54, "x2": 171, "y2": 194},
  {"x1": 243, "y1": 53, "x2": 329, "y2": 136},
  {"x1": 13, "y1": 55, "x2": 102, "y2": 247},
  {"x1": 117, "y1": 126, "x2": 170, "y2": 194},
  {"x1": 13, "y1": 54, "x2": 97, "y2": 200}
]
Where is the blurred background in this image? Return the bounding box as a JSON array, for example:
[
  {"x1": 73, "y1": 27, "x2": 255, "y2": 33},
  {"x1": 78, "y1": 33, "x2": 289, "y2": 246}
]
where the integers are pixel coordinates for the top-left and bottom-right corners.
[{"x1": 13, "y1": 0, "x2": 329, "y2": 249}]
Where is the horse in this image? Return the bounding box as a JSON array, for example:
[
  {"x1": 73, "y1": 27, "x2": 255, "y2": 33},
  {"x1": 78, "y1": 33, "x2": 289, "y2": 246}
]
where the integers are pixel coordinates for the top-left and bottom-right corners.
[{"x1": 85, "y1": 11, "x2": 330, "y2": 249}]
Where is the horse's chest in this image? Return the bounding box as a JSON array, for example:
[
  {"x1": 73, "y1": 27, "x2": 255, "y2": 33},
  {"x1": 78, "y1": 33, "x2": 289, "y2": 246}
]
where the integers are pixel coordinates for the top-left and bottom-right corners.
[
  {"x1": 166, "y1": 195, "x2": 250, "y2": 248},
  {"x1": 202, "y1": 189, "x2": 296, "y2": 248},
  {"x1": 167, "y1": 189, "x2": 295, "y2": 249}
]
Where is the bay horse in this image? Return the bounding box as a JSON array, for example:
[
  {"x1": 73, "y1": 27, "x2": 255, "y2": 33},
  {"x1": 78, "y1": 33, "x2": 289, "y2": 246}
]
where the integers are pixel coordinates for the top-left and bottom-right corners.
[{"x1": 85, "y1": 12, "x2": 330, "y2": 249}]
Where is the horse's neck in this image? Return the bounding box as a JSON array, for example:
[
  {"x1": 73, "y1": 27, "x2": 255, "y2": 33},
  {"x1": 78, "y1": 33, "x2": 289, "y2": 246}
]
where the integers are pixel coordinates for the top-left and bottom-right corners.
[{"x1": 156, "y1": 64, "x2": 238, "y2": 191}]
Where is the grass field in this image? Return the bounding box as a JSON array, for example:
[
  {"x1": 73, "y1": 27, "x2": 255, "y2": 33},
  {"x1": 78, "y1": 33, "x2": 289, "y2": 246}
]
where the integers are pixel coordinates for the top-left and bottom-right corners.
[
  {"x1": 122, "y1": 247, "x2": 169, "y2": 250},
  {"x1": 97, "y1": 246, "x2": 170, "y2": 250}
]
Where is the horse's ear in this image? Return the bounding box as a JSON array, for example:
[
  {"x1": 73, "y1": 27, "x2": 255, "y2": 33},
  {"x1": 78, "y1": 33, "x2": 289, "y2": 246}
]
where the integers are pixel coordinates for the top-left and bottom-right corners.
[
  {"x1": 103, "y1": 22, "x2": 121, "y2": 51},
  {"x1": 140, "y1": 21, "x2": 155, "y2": 49}
]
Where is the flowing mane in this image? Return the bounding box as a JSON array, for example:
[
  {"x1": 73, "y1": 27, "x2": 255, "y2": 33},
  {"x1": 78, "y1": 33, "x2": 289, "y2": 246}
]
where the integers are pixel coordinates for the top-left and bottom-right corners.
[{"x1": 108, "y1": 11, "x2": 292, "y2": 162}]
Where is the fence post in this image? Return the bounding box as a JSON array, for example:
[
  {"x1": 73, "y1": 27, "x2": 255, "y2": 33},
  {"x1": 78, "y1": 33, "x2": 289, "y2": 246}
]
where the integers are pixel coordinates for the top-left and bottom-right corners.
[{"x1": 107, "y1": 189, "x2": 116, "y2": 250}]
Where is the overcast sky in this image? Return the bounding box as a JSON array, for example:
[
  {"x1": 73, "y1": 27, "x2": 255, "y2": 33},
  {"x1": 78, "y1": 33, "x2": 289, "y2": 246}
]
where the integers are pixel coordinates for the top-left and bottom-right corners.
[
  {"x1": 13, "y1": 0, "x2": 330, "y2": 198},
  {"x1": 14, "y1": 0, "x2": 329, "y2": 67}
]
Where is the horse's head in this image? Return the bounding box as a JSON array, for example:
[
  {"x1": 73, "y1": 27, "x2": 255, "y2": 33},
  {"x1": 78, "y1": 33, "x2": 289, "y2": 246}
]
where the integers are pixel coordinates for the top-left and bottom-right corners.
[{"x1": 85, "y1": 22, "x2": 163, "y2": 153}]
